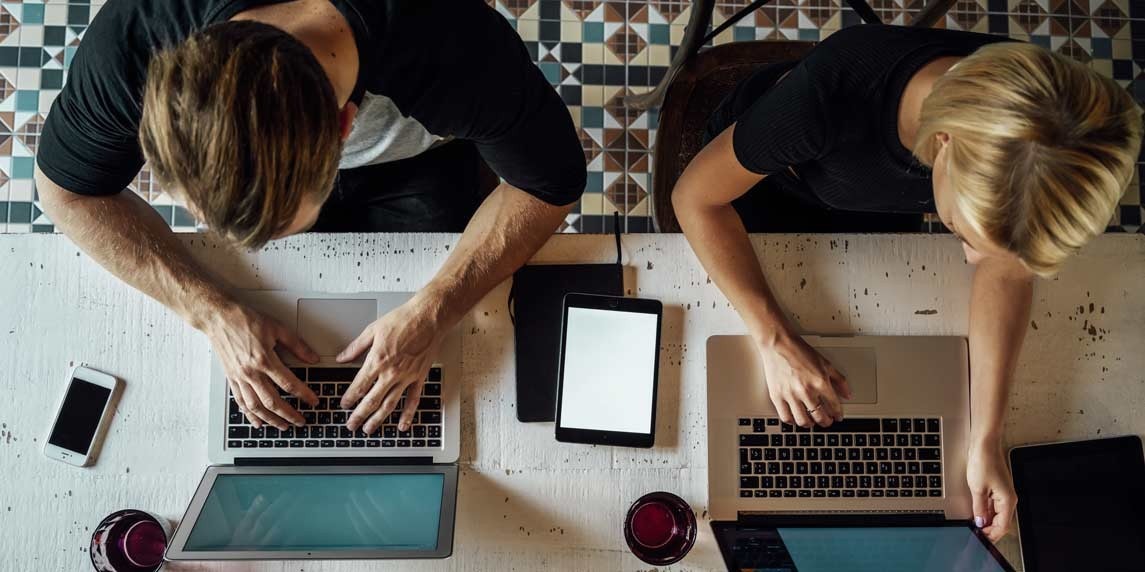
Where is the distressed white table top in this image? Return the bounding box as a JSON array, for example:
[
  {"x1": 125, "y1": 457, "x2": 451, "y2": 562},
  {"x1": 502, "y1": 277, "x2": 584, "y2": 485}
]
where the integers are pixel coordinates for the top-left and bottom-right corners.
[{"x1": 1, "y1": 233, "x2": 1142, "y2": 571}]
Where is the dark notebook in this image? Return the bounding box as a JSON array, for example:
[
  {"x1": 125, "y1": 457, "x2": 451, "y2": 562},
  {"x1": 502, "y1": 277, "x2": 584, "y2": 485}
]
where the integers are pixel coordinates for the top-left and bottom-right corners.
[
  {"x1": 510, "y1": 217, "x2": 624, "y2": 422},
  {"x1": 510, "y1": 263, "x2": 623, "y2": 422}
]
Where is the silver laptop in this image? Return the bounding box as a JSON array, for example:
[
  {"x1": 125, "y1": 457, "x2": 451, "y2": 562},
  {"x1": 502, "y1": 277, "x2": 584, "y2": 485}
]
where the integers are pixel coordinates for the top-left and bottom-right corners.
[
  {"x1": 166, "y1": 291, "x2": 460, "y2": 560},
  {"x1": 707, "y1": 335, "x2": 972, "y2": 521}
]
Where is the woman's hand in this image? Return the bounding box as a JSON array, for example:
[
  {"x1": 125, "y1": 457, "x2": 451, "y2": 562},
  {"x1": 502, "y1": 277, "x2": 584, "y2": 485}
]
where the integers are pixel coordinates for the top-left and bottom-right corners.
[
  {"x1": 756, "y1": 331, "x2": 852, "y2": 427},
  {"x1": 967, "y1": 439, "x2": 1016, "y2": 542}
]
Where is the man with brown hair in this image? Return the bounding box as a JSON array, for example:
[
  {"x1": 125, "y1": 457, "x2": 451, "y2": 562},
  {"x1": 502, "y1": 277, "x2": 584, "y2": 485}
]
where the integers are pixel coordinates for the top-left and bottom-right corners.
[{"x1": 35, "y1": 0, "x2": 586, "y2": 434}]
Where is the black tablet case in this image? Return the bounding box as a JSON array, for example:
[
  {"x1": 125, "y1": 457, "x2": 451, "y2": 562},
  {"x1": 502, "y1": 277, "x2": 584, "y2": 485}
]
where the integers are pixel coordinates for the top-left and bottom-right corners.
[{"x1": 510, "y1": 263, "x2": 622, "y2": 422}]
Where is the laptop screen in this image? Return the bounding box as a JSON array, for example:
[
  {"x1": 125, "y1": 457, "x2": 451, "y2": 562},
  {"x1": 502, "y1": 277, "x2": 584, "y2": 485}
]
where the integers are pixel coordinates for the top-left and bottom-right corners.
[
  {"x1": 183, "y1": 473, "x2": 444, "y2": 552},
  {"x1": 777, "y1": 527, "x2": 1007, "y2": 572}
]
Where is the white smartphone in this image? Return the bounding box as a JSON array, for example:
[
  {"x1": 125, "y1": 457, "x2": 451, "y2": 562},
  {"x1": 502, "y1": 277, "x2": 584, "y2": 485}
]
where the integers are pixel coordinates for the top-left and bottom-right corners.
[{"x1": 43, "y1": 365, "x2": 122, "y2": 467}]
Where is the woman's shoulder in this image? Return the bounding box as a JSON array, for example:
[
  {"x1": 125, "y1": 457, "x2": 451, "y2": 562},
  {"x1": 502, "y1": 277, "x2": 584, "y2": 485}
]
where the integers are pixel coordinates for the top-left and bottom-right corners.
[{"x1": 813, "y1": 25, "x2": 1002, "y2": 58}]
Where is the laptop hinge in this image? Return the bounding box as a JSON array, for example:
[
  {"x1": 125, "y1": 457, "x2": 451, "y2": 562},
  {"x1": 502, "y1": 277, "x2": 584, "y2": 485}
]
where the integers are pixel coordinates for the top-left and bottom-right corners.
[
  {"x1": 234, "y1": 456, "x2": 433, "y2": 467},
  {"x1": 737, "y1": 511, "x2": 946, "y2": 526}
]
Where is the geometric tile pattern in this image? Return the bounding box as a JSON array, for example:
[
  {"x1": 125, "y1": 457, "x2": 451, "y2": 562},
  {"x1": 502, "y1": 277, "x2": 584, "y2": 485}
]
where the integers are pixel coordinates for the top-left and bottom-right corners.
[{"x1": 0, "y1": 0, "x2": 1141, "y2": 234}]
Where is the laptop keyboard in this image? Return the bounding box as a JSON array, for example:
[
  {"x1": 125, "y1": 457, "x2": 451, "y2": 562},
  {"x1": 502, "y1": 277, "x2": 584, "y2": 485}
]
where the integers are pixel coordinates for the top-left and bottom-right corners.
[
  {"x1": 737, "y1": 417, "x2": 942, "y2": 499},
  {"x1": 225, "y1": 366, "x2": 444, "y2": 450}
]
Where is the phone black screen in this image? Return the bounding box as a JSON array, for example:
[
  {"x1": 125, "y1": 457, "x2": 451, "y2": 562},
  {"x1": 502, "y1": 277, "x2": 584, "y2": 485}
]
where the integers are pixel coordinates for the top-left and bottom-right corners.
[{"x1": 48, "y1": 378, "x2": 111, "y2": 454}]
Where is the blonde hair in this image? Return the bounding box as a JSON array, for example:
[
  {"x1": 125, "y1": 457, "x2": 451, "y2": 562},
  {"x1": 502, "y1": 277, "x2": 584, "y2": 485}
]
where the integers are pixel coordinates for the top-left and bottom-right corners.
[
  {"x1": 914, "y1": 42, "x2": 1142, "y2": 276},
  {"x1": 139, "y1": 21, "x2": 342, "y2": 249}
]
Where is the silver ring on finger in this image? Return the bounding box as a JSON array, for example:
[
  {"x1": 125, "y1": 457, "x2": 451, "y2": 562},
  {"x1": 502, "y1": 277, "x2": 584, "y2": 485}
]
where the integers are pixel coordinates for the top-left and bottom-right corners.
[{"x1": 806, "y1": 398, "x2": 825, "y2": 415}]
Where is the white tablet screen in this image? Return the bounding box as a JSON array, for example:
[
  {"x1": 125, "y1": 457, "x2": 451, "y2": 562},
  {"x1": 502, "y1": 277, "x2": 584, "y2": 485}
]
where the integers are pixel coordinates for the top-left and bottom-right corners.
[{"x1": 559, "y1": 307, "x2": 658, "y2": 434}]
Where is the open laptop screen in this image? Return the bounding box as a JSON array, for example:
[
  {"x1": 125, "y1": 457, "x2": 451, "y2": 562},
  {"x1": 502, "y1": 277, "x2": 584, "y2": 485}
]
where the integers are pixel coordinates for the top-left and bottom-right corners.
[
  {"x1": 778, "y1": 527, "x2": 1006, "y2": 572},
  {"x1": 183, "y1": 473, "x2": 444, "y2": 552}
]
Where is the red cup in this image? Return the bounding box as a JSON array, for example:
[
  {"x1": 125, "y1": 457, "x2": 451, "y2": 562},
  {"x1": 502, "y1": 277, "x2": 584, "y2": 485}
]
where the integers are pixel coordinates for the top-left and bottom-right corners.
[
  {"x1": 623, "y1": 492, "x2": 697, "y2": 565},
  {"x1": 90, "y1": 509, "x2": 168, "y2": 572}
]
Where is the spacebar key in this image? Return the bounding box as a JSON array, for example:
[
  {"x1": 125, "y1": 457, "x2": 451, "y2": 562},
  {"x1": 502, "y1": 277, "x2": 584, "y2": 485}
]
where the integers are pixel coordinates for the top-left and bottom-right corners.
[{"x1": 813, "y1": 419, "x2": 881, "y2": 433}]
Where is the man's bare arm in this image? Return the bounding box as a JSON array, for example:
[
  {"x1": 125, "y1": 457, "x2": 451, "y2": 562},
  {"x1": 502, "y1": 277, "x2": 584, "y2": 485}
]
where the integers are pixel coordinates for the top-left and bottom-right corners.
[{"x1": 36, "y1": 166, "x2": 318, "y2": 429}]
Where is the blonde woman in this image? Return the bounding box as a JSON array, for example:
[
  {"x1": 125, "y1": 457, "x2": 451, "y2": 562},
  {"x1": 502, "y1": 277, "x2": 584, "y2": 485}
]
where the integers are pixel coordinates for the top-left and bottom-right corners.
[{"x1": 673, "y1": 24, "x2": 1141, "y2": 540}]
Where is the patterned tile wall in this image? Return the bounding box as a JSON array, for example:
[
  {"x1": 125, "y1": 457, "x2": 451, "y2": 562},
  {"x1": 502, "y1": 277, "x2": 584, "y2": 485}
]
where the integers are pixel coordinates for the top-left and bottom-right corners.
[{"x1": 0, "y1": 0, "x2": 1142, "y2": 234}]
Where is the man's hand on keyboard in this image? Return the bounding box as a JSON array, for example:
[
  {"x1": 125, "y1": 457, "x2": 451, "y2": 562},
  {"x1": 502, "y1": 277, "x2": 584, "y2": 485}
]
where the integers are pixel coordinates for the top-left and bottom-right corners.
[
  {"x1": 339, "y1": 297, "x2": 441, "y2": 435},
  {"x1": 757, "y1": 330, "x2": 852, "y2": 429},
  {"x1": 205, "y1": 302, "x2": 319, "y2": 430}
]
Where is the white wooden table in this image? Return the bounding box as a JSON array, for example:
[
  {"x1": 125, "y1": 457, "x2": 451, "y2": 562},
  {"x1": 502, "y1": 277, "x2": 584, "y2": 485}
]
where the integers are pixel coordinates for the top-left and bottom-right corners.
[{"x1": 2, "y1": 233, "x2": 1142, "y2": 571}]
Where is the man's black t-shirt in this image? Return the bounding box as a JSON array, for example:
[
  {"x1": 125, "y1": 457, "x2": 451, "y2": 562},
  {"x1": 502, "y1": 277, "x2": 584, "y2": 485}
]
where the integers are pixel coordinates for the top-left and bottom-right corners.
[
  {"x1": 37, "y1": 0, "x2": 587, "y2": 206},
  {"x1": 713, "y1": 25, "x2": 1010, "y2": 213}
]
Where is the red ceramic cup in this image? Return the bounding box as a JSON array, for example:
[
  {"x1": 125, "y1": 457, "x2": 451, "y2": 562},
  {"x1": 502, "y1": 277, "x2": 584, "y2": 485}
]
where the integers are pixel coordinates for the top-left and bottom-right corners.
[{"x1": 624, "y1": 491, "x2": 697, "y2": 566}]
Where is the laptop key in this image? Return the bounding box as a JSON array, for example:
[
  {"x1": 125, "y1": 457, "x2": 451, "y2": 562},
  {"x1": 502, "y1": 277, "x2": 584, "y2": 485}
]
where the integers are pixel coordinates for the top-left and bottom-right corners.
[
  {"x1": 922, "y1": 462, "x2": 941, "y2": 474},
  {"x1": 305, "y1": 440, "x2": 319, "y2": 447},
  {"x1": 929, "y1": 489, "x2": 942, "y2": 497},
  {"x1": 813, "y1": 490, "x2": 826, "y2": 498},
  {"x1": 842, "y1": 490, "x2": 855, "y2": 497},
  {"x1": 397, "y1": 440, "x2": 411, "y2": 447},
  {"x1": 227, "y1": 440, "x2": 242, "y2": 448},
  {"x1": 317, "y1": 412, "x2": 332, "y2": 425},
  {"x1": 741, "y1": 463, "x2": 752, "y2": 475},
  {"x1": 767, "y1": 462, "x2": 780, "y2": 474},
  {"x1": 871, "y1": 490, "x2": 884, "y2": 497},
  {"x1": 340, "y1": 427, "x2": 354, "y2": 439},
  {"x1": 303, "y1": 412, "x2": 317, "y2": 425},
  {"x1": 783, "y1": 491, "x2": 797, "y2": 498},
  {"x1": 799, "y1": 490, "x2": 811, "y2": 498},
  {"x1": 769, "y1": 490, "x2": 782, "y2": 498},
  {"x1": 750, "y1": 448, "x2": 763, "y2": 461},
  {"x1": 289, "y1": 441, "x2": 303, "y2": 448},
  {"x1": 752, "y1": 490, "x2": 766, "y2": 498},
  {"x1": 781, "y1": 462, "x2": 794, "y2": 475},
  {"x1": 427, "y1": 439, "x2": 441, "y2": 447},
  {"x1": 925, "y1": 434, "x2": 940, "y2": 446},
  {"x1": 740, "y1": 435, "x2": 768, "y2": 447},
  {"x1": 918, "y1": 448, "x2": 941, "y2": 460},
  {"x1": 350, "y1": 440, "x2": 365, "y2": 447},
  {"x1": 242, "y1": 441, "x2": 258, "y2": 448},
  {"x1": 904, "y1": 448, "x2": 916, "y2": 460},
  {"x1": 412, "y1": 440, "x2": 426, "y2": 447},
  {"x1": 422, "y1": 412, "x2": 442, "y2": 424},
  {"x1": 778, "y1": 449, "x2": 790, "y2": 461},
  {"x1": 911, "y1": 434, "x2": 923, "y2": 447},
  {"x1": 817, "y1": 476, "x2": 829, "y2": 488},
  {"x1": 419, "y1": 397, "x2": 441, "y2": 410},
  {"x1": 229, "y1": 427, "x2": 249, "y2": 439},
  {"x1": 754, "y1": 462, "x2": 767, "y2": 474},
  {"x1": 321, "y1": 440, "x2": 335, "y2": 447},
  {"x1": 913, "y1": 419, "x2": 927, "y2": 433},
  {"x1": 258, "y1": 441, "x2": 273, "y2": 448},
  {"x1": 806, "y1": 449, "x2": 818, "y2": 461},
  {"x1": 229, "y1": 400, "x2": 241, "y2": 416},
  {"x1": 908, "y1": 462, "x2": 921, "y2": 475},
  {"x1": 321, "y1": 383, "x2": 337, "y2": 396},
  {"x1": 752, "y1": 418, "x2": 766, "y2": 432},
  {"x1": 882, "y1": 418, "x2": 898, "y2": 432},
  {"x1": 273, "y1": 441, "x2": 287, "y2": 448},
  {"x1": 335, "y1": 440, "x2": 350, "y2": 447},
  {"x1": 899, "y1": 418, "x2": 912, "y2": 432},
  {"x1": 798, "y1": 435, "x2": 811, "y2": 447},
  {"x1": 792, "y1": 449, "x2": 804, "y2": 461},
  {"x1": 894, "y1": 462, "x2": 907, "y2": 474},
  {"x1": 929, "y1": 476, "x2": 942, "y2": 488},
  {"x1": 827, "y1": 490, "x2": 840, "y2": 498},
  {"x1": 901, "y1": 490, "x2": 913, "y2": 498},
  {"x1": 740, "y1": 490, "x2": 753, "y2": 498},
  {"x1": 891, "y1": 449, "x2": 903, "y2": 460},
  {"x1": 428, "y1": 367, "x2": 442, "y2": 382},
  {"x1": 382, "y1": 440, "x2": 396, "y2": 447},
  {"x1": 886, "y1": 490, "x2": 899, "y2": 497},
  {"x1": 332, "y1": 411, "x2": 347, "y2": 424},
  {"x1": 857, "y1": 490, "x2": 870, "y2": 497},
  {"x1": 229, "y1": 413, "x2": 244, "y2": 425},
  {"x1": 927, "y1": 419, "x2": 940, "y2": 433},
  {"x1": 310, "y1": 368, "x2": 355, "y2": 382}
]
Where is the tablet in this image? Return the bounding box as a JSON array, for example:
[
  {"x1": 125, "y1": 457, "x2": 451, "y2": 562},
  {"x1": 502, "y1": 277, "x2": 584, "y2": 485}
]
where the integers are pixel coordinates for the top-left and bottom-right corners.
[
  {"x1": 555, "y1": 293, "x2": 662, "y2": 448},
  {"x1": 1009, "y1": 436, "x2": 1145, "y2": 572}
]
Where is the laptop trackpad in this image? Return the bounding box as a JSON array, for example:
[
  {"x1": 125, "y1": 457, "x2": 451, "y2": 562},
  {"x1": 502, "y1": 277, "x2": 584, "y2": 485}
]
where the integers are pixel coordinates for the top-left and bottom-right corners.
[
  {"x1": 296, "y1": 298, "x2": 378, "y2": 357},
  {"x1": 816, "y1": 347, "x2": 877, "y2": 404}
]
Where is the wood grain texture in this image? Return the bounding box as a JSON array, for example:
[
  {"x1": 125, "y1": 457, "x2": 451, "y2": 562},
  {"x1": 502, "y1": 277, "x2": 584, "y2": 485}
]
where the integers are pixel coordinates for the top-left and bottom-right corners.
[{"x1": 1, "y1": 233, "x2": 1142, "y2": 571}]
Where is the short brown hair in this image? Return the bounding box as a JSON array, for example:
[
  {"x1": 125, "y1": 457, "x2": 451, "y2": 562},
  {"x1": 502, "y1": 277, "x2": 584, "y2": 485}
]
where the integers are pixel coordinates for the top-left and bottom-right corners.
[
  {"x1": 914, "y1": 43, "x2": 1143, "y2": 276},
  {"x1": 139, "y1": 21, "x2": 342, "y2": 248}
]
